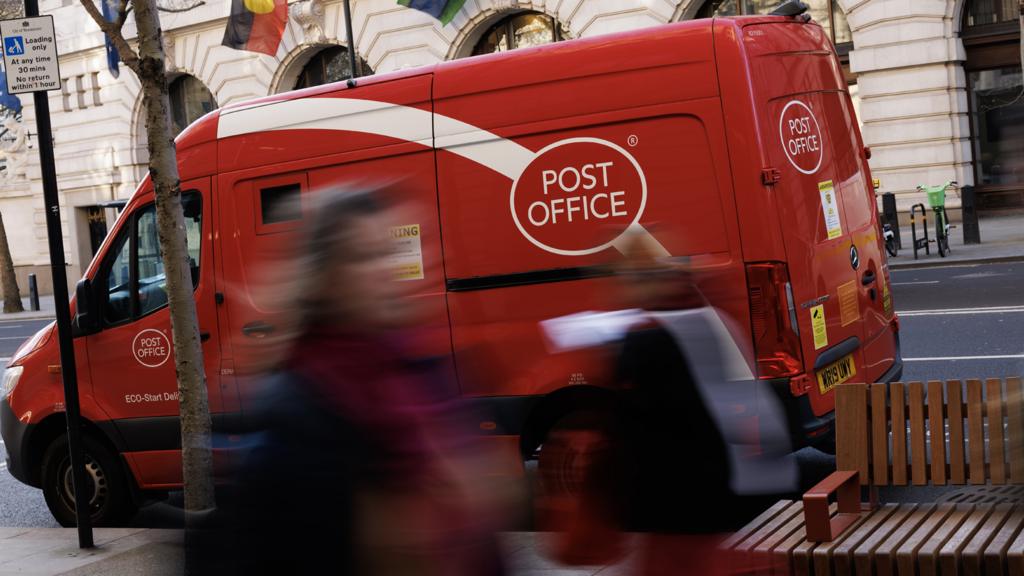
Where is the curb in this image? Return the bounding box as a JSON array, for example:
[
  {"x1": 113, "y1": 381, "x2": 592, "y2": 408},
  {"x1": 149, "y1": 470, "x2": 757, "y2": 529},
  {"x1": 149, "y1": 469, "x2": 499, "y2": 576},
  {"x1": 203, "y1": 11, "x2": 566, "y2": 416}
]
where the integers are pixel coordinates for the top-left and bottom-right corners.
[
  {"x1": 0, "y1": 312, "x2": 56, "y2": 322},
  {"x1": 889, "y1": 254, "x2": 1024, "y2": 271}
]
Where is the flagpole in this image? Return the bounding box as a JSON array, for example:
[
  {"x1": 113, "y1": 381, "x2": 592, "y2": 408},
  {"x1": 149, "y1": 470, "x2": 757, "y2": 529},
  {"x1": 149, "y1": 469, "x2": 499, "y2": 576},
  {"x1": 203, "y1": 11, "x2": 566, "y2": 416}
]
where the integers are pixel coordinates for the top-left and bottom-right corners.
[{"x1": 342, "y1": 0, "x2": 358, "y2": 87}]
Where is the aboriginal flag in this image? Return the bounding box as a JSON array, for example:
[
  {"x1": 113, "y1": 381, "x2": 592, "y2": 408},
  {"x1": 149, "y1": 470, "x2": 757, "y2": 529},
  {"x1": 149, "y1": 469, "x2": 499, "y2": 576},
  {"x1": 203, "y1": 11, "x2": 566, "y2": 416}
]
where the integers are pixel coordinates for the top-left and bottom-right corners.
[
  {"x1": 397, "y1": 0, "x2": 466, "y2": 26},
  {"x1": 222, "y1": 0, "x2": 288, "y2": 56}
]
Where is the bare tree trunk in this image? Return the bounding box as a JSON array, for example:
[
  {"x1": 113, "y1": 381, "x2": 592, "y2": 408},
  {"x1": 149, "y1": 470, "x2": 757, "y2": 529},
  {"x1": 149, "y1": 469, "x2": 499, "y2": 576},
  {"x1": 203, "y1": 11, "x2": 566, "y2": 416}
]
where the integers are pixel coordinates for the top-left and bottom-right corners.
[
  {"x1": 132, "y1": 0, "x2": 215, "y2": 514},
  {"x1": 0, "y1": 211, "x2": 23, "y2": 313}
]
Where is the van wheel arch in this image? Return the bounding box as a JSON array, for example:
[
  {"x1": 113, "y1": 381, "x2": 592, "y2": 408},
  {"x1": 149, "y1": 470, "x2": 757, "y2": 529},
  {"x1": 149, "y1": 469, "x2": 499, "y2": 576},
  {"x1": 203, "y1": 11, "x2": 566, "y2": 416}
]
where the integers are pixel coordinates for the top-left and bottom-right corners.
[
  {"x1": 26, "y1": 416, "x2": 132, "y2": 492},
  {"x1": 519, "y1": 385, "x2": 619, "y2": 459}
]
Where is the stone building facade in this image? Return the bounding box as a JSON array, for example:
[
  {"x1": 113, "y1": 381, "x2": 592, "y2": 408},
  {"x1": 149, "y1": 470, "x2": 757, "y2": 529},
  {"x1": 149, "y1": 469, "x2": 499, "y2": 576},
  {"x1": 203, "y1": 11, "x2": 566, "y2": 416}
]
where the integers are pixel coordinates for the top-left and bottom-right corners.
[{"x1": 1, "y1": 0, "x2": 1020, "y2": 293}]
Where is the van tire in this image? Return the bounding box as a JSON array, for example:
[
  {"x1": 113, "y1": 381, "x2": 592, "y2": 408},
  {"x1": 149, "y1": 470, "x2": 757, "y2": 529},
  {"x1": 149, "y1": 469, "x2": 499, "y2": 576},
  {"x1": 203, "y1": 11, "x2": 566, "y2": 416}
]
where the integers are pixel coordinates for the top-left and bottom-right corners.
[
  {"x1": 41, "y1": 434, "x2": 136, "y2": 527},
  {"x1": 534, "y1": 411, "x2": 625, "y2": 564}
]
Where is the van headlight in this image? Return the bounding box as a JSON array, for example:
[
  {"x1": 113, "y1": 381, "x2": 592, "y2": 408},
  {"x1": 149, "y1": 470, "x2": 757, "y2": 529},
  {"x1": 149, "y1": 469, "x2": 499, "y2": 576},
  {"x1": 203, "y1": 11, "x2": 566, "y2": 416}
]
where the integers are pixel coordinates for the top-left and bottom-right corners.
[{"x1": 2, "y1": 366, "x2": 23, "y2": 399}]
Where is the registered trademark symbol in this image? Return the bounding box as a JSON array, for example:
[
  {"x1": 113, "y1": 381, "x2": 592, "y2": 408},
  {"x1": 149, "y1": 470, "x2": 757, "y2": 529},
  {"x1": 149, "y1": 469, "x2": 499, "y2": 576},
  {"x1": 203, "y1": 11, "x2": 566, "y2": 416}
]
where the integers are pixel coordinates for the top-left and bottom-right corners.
[{"x1": 627, "y1": 135, "x2": 639, "y2": 147}]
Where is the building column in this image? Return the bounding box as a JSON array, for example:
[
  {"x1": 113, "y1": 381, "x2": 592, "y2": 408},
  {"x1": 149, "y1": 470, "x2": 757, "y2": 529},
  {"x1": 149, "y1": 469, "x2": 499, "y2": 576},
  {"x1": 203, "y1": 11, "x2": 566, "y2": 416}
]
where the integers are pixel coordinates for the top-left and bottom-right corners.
[{"x1": 839, "y1": 0, "x2": 970, "y2": 213}]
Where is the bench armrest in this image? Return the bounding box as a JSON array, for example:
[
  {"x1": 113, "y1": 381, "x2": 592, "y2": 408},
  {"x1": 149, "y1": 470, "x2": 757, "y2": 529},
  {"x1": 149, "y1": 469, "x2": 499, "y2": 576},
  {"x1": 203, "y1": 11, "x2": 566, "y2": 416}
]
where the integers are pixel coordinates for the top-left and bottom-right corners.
[{"x1": 803, "y1": 470, "x2": 861, "y2": 542}]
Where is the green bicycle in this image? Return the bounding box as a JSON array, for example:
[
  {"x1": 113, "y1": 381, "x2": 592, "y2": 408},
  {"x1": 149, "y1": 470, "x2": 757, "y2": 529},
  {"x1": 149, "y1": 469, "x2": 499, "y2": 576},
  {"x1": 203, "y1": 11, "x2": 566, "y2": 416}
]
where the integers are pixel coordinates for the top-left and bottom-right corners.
[{"x1": 917, "y1": 180, "x2": 958, "y2": 257}]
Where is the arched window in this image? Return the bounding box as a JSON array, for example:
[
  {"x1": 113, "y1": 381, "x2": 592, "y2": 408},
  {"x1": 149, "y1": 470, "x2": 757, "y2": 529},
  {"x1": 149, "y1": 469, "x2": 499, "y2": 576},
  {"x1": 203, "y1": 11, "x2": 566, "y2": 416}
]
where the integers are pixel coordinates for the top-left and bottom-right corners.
[
  {"x1": 294, "y1": 46, "x2": 373, "y2": 90},
  {"x1": 169, "y1": 75, "x2": 217, "y2": 138},
  {"x1": 698, "y1": 0, "x2": 851, "y2": 49},
  {"x1": 472, "y1": 12, "x2": 565, "y2": 56},
  {"x1": 962, "y1": 0, "x2": 1023, "y2": 207}
]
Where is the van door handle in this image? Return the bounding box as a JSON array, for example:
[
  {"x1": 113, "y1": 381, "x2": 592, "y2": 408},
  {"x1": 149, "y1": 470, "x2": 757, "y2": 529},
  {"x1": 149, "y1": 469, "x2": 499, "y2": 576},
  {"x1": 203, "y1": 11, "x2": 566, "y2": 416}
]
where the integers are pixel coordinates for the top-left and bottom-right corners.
[
  {"x1": 861, "y1": 271, "x2": 876, "y2": 286},
  {"x1": 242, "y1": 321, "x2": 275, "y2": 338},
  {"x1": 200, "y1": 332, "x2": 211, "y2": 342}
]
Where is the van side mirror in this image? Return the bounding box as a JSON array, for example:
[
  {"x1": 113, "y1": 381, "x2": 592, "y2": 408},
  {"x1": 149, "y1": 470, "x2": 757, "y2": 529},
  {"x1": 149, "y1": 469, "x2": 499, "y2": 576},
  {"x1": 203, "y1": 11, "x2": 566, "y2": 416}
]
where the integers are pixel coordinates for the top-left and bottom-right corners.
[{"x1": 74, "y1": 279, "x2": 99, "y2": 336}]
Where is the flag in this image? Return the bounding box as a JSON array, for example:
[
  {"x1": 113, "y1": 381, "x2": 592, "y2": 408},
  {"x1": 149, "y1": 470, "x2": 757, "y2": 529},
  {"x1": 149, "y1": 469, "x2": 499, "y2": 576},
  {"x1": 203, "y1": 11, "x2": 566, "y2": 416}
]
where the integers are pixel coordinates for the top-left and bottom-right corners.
[
  {"x1": 222, "y1": 0, "x2": 288, "y2": 56},
  {"x1": 0, "y1": 63, "x2": 21, "y2": 113},
  {"x1": 397, "y1": 0, "x2": 466, "y2": 26},
  {"x1": 101, "y1": 0, "x2": 120, "y2": 78}
]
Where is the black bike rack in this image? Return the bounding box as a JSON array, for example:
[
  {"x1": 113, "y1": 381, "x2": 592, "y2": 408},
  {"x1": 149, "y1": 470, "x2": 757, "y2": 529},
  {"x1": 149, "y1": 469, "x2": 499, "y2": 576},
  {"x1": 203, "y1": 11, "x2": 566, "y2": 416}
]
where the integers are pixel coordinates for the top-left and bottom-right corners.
[{"x1": 910, "y1": 203, "x2": 929, "y2": 260}]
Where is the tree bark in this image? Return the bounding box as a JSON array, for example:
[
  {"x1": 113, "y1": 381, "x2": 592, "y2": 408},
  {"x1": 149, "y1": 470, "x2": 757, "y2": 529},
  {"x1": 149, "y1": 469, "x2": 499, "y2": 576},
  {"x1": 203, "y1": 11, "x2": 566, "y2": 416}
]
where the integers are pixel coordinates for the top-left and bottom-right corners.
[
  {"x1": 0, "y1": 211, "x2": 23, "y2": 313},
  {"x1": 131, "y1": 0, "x2": 215, "y2": 513}
]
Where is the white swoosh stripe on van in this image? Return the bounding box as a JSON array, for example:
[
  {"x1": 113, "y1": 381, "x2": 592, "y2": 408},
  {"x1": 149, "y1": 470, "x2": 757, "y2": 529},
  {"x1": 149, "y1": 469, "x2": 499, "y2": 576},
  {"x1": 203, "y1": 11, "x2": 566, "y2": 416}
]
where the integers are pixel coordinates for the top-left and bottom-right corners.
[
  {"x1": 218, "y1": 97, "x2": 670, "y2": 256},
  {"x1": 218, "y1": 97, "x2": 535, "y2": 181}
]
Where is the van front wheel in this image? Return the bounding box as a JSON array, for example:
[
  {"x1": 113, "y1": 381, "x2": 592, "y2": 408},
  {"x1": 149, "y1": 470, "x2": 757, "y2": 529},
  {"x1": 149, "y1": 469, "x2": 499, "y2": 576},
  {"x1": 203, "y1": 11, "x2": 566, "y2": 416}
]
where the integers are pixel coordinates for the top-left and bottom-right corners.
[{"x1": 41, "y1": 434, "x2": 136, "y2": 527}]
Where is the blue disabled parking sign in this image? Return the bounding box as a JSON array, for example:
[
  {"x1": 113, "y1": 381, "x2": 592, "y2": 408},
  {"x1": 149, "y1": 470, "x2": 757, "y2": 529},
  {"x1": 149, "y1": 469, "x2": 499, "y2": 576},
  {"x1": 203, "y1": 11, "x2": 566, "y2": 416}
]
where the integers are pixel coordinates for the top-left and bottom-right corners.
[{"x1": 3, "y1": 36, "x2": 23, "y2": 56}]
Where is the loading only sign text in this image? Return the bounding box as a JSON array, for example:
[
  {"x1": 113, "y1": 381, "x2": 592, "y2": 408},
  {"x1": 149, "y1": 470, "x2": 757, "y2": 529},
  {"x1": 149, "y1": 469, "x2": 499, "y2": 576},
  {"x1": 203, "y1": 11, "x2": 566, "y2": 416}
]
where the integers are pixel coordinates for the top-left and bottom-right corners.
[
  {"x1": 0, "y1": 16, "x2": 60, "y2": 94},
  {"x1": 778, "y1": 100, "x2": 823, "y2": 175}
]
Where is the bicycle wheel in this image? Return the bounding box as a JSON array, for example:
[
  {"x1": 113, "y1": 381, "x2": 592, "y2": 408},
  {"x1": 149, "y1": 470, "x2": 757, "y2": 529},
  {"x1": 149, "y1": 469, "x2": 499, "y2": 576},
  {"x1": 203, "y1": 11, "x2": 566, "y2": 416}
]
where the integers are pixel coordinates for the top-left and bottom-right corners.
[
  {"x1": 936, "y1": 209, "x2": 948, "y2": 257},
  {"x1": 885, "y1": 237, "x2": 898, "y2": 258}
]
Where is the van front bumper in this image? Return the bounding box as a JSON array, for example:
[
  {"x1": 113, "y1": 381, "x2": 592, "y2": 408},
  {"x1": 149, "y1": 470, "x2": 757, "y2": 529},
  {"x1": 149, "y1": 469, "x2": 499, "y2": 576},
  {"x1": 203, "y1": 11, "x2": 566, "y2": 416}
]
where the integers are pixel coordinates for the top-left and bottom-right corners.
[{"x1": 1, "y1": 399, "x2": 35, "y2": 486}]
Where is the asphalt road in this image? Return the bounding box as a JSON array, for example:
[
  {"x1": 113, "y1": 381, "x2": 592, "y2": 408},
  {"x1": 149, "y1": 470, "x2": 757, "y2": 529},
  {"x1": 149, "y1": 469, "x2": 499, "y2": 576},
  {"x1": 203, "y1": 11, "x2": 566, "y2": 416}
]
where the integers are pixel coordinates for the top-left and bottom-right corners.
[{"x1": 0, "y1": 260, "x2": 1021, "y2": 528}]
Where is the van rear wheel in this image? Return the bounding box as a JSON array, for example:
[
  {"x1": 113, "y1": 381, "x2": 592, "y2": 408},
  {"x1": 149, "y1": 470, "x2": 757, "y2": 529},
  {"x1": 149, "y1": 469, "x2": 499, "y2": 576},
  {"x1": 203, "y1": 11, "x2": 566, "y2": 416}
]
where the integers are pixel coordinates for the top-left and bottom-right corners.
[
  {"x1": 41, "y1": 434, "x2": 136, "y2": 527},
  {"x1": 534, "y1": 412, "x2": 625, "y2": 565}
]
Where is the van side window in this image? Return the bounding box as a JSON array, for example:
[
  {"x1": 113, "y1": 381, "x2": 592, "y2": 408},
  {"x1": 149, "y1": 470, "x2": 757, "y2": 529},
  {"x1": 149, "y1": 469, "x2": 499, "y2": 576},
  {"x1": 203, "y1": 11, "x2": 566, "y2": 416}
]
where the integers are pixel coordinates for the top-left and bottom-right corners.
[
  {"x1": 100, "y1": 192, "x2": 202, "y2": 325},
  {"x1": 104, "y1": 233, "x2": 132, "y2": 324},
  {"x1": 259, "y1": 184, "x2": 300, "y2": 225}
]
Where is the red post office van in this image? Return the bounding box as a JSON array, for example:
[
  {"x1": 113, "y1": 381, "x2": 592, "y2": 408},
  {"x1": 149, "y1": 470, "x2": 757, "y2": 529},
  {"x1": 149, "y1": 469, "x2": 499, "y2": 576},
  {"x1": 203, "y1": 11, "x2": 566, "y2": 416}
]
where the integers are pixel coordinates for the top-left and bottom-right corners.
[{"x1": 2, "y1": 12, "x2": 901, "y2": 525}]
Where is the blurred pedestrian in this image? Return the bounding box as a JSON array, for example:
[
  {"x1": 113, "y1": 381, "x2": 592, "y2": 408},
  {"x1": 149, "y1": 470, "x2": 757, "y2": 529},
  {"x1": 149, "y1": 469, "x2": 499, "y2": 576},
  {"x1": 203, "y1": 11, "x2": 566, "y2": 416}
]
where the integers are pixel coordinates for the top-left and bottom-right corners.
[
  {"x1": 207, "y1": 188, "x2": 506, "y2": 576},
  {"x1": 542, "y1": 230, "x2": 796, "y2": 575}
]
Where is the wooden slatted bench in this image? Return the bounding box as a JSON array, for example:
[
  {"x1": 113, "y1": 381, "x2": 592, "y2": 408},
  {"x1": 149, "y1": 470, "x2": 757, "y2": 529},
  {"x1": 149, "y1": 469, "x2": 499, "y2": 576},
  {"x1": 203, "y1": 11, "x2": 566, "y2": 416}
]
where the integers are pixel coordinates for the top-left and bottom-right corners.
[{"x1": 721, "y1": 378, "x2": 1024, "y2": 575}]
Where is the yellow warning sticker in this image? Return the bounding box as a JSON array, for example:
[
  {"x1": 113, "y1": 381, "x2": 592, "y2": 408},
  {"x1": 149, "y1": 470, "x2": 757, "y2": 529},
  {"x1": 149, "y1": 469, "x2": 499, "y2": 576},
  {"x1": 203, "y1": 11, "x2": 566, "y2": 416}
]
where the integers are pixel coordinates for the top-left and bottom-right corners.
[
  {"x1": 837, "y1": 281, "x2": 860, "y2": 327},
  {"x1": 388, "y1": 224, "x2": 424, "y2": 281},
  {"x1": 811, "y1": 304, "x2": 828, "y2": 350},
  {"x1": 882, "y1": 273, "x2": 892, "y2": 314},
  {"x1": 818, "y1": 180, "x2": 843, "y2": 240}
]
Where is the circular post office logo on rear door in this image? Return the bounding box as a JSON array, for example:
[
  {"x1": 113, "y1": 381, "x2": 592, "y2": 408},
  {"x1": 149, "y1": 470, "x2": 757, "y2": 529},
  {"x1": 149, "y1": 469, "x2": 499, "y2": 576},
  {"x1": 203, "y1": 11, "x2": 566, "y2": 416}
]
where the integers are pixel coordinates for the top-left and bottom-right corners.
[
  {"x1": 510, "y1": 137, "x2": 647, "y2": 256},
  {"x1": 779, "y1": 100, "x2": 823, "y2": 175}
]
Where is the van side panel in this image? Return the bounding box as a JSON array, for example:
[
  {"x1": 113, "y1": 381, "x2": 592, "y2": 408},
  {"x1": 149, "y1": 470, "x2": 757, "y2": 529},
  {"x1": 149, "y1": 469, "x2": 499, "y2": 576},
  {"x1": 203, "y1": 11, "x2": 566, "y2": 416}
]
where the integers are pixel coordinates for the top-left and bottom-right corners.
[
  {"x1": 434, "y1": 23, "x2": 750, "y2": 401},
  {"x1": 214, "y1": 75, "x2": 453, "y2": 386}
]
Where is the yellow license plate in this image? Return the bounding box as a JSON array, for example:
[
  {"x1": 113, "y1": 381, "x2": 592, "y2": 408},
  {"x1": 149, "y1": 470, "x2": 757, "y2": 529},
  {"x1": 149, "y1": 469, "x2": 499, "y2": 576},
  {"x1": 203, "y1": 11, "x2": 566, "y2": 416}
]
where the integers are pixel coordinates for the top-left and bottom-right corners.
[{"x1": 816, "y1": 354, "x2": 857, "y2": 394}]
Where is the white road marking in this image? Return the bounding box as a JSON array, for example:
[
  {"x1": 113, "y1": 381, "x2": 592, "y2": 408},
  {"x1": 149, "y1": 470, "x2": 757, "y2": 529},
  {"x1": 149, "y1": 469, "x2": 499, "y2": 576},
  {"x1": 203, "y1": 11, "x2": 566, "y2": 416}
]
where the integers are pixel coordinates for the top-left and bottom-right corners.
[
  {"x1": 0, "y1": 357, "x2": 10, "y2": 362},
  {"x1": 0, "y1": 325, "x2": 22, "y2": 329},
  {"x1": 892, "y1": 281, "x2": 940, "y2": 286},
  {"x1": 904, "y1": 354, "x2": 1024, "y2": 362},
  {"x1": 0, "y1": 463, "x2": 6, "y2": 470},
  {"x1": 0, "y1": 336, "x2": 28, "y2": 340},
  {"x1": 899, "y1": 305, "x2": 1024, "y2": 317}
]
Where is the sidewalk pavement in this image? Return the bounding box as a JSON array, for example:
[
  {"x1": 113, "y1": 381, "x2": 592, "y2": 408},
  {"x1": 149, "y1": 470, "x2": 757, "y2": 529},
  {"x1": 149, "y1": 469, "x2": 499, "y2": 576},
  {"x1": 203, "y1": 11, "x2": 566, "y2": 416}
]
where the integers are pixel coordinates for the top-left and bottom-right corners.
[
  {"x1": 0, "y1": 529, "x2": 631, "y2": 575},
  {"x1": 887, "y1": 211, "x2": 1024, "y2": 270},
  {"x1": 0, "y1": 528, "x2": 182, "y2": 576},
  {"x1": 0, "y1": 295, "x2": 56, "y2": 322}
]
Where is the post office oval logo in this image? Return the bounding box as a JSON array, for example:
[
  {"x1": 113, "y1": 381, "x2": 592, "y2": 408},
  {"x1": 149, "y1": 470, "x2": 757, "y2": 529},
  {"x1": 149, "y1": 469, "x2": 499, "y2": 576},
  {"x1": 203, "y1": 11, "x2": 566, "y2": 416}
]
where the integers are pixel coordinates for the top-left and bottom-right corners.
[
  {"x1": 778, "y1": 100, "x2": 823, "y2": 175},
  {"x1": 510, "y1": 137, "x2": 648, "y2": 256},
  {"x1": 132, "y1": 328, "x2": 171, "y2": 368}
]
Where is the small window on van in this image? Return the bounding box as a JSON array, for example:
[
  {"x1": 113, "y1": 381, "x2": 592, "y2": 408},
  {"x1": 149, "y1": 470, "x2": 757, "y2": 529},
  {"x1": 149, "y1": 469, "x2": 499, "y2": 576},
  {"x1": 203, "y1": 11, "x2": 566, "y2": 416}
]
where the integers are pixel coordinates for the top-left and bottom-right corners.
[
  {"x1": 254, "y1": 175, "x2": 307, "y2": 235},
  {"x1": 99, "y1": 192, "x2": 202, "y2": 326},
  {"x1": 259, "y1": 184, "x2": 301, "y2": 225}
]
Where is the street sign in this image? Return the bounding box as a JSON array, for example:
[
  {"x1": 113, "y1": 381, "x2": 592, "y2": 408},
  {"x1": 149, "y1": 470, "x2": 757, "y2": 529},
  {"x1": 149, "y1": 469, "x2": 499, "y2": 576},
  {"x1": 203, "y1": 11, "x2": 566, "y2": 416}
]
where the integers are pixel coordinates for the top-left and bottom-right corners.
[{"x1": 0, "y1": 16, "x2": 60, "y2": 94}]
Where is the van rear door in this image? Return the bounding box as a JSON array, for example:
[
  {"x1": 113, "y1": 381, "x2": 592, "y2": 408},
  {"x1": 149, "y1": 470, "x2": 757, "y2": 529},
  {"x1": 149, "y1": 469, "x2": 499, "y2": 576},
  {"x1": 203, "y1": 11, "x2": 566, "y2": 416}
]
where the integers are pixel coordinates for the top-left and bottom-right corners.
[{"x1": 744, "y1": 22, "x2": 869, "y2": 416}]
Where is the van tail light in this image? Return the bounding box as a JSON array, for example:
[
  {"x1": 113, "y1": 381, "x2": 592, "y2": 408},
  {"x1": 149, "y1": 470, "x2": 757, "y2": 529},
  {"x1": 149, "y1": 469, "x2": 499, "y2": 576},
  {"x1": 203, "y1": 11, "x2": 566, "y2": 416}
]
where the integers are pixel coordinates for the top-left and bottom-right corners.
[{"x1": 746, "y1": 262, "x2": 804, "y2": 380}]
